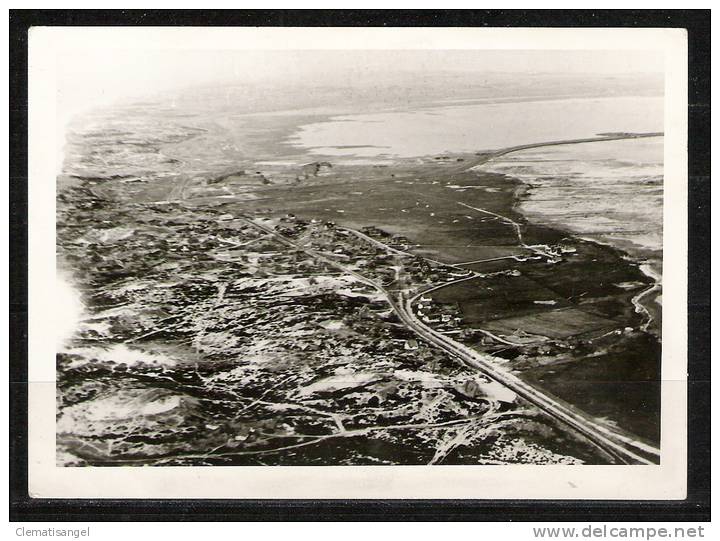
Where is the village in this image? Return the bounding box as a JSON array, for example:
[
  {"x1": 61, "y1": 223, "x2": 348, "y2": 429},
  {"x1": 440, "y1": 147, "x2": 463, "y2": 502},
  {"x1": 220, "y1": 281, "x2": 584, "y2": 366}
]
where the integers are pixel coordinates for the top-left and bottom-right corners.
[{"x1": 58, "y1": 169, "x2": 604, "y2": 467}]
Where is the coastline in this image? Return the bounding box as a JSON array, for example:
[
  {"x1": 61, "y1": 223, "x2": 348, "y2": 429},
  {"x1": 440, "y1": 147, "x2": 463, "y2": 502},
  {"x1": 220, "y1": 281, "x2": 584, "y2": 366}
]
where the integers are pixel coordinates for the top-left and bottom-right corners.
[
  {"x1": 475, "y1": 136, "x2": 663, "y2": 336},
  {"x1": 512, "y1": 183, "x2": 663, "y2": 337},
  {"x1": 288, "y1": 95, "x2": 664, "y2": 158},
  {"x1": 56, "y1": 98, "x2": 664, "y2": 462}
]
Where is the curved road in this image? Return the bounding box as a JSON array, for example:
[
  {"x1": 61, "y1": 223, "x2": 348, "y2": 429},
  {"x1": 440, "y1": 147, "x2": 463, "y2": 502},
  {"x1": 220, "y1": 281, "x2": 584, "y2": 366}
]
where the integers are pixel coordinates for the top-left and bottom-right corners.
[
  {"x1": 170, "y1": 132, "x2": 664, "y2": 464},
  {"x1": 401, "y1": 287, "x2": 661, "y2": 465},
  {"x1": 240, "y1": 215, "x2": 661, "y2": 465}
]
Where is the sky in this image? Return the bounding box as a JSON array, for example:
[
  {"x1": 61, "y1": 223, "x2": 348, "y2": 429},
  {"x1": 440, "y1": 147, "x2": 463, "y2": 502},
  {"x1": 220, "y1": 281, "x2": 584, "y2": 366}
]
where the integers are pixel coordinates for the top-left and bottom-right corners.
[
  {"x1": 55, "y1": 49, "x2": 664, "y2": 125},
  {"x1": 43, "y1": 42, "x2": 667, "y2": 348}
]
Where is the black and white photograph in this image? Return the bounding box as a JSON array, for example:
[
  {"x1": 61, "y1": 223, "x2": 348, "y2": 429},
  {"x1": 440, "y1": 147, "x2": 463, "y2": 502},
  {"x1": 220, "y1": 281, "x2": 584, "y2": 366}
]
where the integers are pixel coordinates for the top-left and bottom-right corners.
[{"x1": 21, "y1": 23, "x2": 695, "y2": 501}]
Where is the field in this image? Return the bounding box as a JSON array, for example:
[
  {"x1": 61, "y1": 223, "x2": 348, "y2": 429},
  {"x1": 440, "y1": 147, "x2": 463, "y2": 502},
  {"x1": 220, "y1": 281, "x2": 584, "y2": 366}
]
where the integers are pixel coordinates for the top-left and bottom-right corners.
[
  {"x1": 159, "y1": 142, "x2": 660, "y2": 444},
  {"x1": 58, "y1": 95, "x2": 663, "y2": 464}
]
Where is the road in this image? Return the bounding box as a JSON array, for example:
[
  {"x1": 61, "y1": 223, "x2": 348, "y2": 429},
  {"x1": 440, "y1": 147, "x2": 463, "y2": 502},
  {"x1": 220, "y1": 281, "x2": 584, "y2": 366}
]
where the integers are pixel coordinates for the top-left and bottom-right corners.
[
  {"x1": 167, "y1": 132, "x2": 663, "y2": 203},
  {"x1": 170, "y1": 132, "x2": 664, "y2": 464},
  {"x1": 400, "y1": 287, "x2": 661, "y2": 465},
  {"x1": 338, "y1": 226, "x2": 476, "y2": 274},
  {"x1": 461, "y1": 132, "x2": 664, "y2": 174},
  {"x1": 396, "y1": 132, "x2": 664, "y2": 182},
  {"x1": 239, "y1": 215, "x2": 661, "y2": 465},
  {"x1": 479, "y1": 132, "x2": 664, "y2": 163}
]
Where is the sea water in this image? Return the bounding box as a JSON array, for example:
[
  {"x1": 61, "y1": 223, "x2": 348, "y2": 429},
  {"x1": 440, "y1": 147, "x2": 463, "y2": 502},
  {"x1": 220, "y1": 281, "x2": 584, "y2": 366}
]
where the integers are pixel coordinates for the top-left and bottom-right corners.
[
  {"x1": 289, "y1": 95, "x2": 664, "y2": 275},
  {"x1": 288, "y1": 95, "x2": 663, "y2": 157},
  {"x1": 480, "y1": 137, "x2": 663, "y2": 275}
]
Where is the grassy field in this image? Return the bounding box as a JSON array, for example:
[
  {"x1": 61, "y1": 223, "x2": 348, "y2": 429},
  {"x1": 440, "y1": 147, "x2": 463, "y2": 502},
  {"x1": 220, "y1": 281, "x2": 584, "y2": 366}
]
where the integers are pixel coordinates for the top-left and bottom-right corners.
[
  {"x1": 232, "y1": 159, "x2": 657, "y2": 444},
  {"x1": 112, "y1": 118, "x2": 661, "y2": 445}
]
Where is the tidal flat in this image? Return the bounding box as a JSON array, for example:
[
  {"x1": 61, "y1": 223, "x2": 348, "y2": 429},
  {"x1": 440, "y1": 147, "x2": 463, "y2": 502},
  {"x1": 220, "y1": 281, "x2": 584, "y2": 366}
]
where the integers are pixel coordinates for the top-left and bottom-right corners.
[{"x1": 56, "y1": 79, "x2": 663, "y2": 465}]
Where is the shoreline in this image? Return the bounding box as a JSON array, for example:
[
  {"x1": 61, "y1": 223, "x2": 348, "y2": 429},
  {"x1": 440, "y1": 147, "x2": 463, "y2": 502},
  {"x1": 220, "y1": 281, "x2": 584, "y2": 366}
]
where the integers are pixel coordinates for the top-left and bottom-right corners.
[
  {"x1": 474, "y1": 135, "x2": 663, "y2": 335},
  {"x1": 161, "y1": 119, "x2": 664, "y2": 339},
  {"x1": 56, "y1": 99, "x2": 664, "y2": 460},
  {"x1": 287, "y1": 92, "x2": 664, "y2": 159}
]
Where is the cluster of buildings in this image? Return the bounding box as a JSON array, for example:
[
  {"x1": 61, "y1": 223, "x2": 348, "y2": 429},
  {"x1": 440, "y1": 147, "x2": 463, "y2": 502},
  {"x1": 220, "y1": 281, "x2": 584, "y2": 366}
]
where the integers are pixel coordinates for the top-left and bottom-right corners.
[{"x1": 415, "y1": 295, "x2": 464, "y2": 332}]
